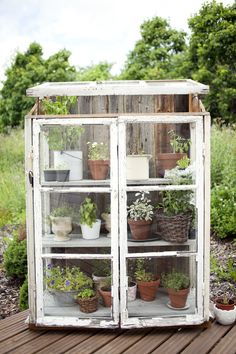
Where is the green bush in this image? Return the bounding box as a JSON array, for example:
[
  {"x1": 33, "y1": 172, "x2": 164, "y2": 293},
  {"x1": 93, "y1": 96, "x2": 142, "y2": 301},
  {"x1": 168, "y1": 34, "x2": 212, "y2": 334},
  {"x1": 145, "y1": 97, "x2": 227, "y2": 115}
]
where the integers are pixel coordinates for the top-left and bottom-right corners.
[
  {"x1": 19, "y1": 277, "x2": 28, "y2": 311},
  {"x1": 3, "y1": 235, "x2": 27, "y2": 279},
  {"x1": 211, "y1": 125, "x2": 236, "y2": 239}
]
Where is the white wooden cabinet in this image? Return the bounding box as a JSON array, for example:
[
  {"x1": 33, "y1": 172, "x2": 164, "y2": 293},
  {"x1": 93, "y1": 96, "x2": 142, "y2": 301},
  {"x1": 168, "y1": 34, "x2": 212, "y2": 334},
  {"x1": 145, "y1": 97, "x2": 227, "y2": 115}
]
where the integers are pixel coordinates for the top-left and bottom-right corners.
[{"x1": 25, "y1": 80, "x2": 210, "y2": 329}]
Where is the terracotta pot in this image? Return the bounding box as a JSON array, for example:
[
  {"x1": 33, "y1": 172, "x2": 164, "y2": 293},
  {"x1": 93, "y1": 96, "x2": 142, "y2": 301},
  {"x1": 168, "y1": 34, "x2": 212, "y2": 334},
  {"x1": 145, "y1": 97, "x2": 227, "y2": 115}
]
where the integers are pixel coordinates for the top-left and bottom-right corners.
[
  {"x1": 128, "y1": 219, "x2": 152, "y2": 240},
  {"x1": 156, "y1": 153, "x2": 186, "y2": 177},
  {"x1": 167, "y1": 288, "x2": 189, "y2": 308},
  {"x1": 137, "y1": 278, "x2": 160, "y2": 301},
  {"x1": 99, "y1": 286, "x2": 112, "y2": 307},
  {"x1": 88, "y1": 160, "x2": 109, "y2": 180},
  {"x1": 215, "y1": 297, "x2": 235, "y2": 311}
]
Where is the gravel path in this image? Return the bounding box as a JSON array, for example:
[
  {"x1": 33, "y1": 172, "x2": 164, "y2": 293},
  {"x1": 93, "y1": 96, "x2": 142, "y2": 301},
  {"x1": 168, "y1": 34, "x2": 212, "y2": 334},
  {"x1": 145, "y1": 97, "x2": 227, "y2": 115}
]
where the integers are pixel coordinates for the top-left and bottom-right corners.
[{"x1": 0, "y1": 228, "x2": 235, "y2": 319}]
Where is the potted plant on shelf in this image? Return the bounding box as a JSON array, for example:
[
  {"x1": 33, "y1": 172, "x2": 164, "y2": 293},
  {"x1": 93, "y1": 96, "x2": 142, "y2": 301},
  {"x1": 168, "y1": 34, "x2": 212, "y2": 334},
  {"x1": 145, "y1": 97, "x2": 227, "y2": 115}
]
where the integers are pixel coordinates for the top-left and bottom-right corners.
[
  {"x1": 79, "y1": 198, "x2": 101, "y2": 239},
  {"x1": 155, "y1": 166, "x2": 194, "y2": 243},
  {"x1": 45, "y1": 264, "x2": 93, "y2": 306},
  {"x1": 75, "y1": 287, "x2": 99, "y2": 313},
  {"x1": 134, "y1": 259, "x2": 160, "y2": 301},
  {"x1": 87, "y1": 142, "x2": 109, "y2": 180},
  {"x1": 162, "y1": 270, "x2": 190, "y2": 309},
  {"x1": 42, "y1": 99, "x2": 84, "y2": 181},
  {"x1": 99, "y1": 276, "x2": 112, "y2": 307},
  {"x1": 48, "y1": 204, "x2": 77, "y2": 241},
  {"x1": 92, "y1": 258, "x2": 111, "y2": 290},
  {"x1": 101, "y1": 207, "x2": 111, "y2": 237},
  {"x1": 126, "y1": 143, "x2": 152, "y2": 180},
  {"x1": 127, "y1": 278, "x2": 137, "y2": 302},
  {"x1": 127, "y1": 192, "x2": 154, "y2": 240},
  {"x1": 214, "y1": 293, "x2": 236, "y2": 325},
  {"x1": 157, "y1": 129, "x2": 191, "y2": 177}
]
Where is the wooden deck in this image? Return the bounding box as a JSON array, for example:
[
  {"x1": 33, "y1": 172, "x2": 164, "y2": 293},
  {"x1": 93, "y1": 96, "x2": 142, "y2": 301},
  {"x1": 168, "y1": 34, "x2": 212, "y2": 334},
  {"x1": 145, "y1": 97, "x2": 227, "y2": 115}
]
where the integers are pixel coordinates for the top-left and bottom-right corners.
[{"x1": 0, "y1": 311, "x2": 235, "y2": 354}]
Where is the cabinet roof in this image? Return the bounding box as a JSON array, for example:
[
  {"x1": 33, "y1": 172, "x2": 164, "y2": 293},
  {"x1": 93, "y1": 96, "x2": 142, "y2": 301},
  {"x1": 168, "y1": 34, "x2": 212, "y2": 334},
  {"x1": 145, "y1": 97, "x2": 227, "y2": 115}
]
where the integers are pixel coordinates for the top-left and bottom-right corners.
[{"x1": 26, "y1": 79, "x2": 209, "y2": 98}]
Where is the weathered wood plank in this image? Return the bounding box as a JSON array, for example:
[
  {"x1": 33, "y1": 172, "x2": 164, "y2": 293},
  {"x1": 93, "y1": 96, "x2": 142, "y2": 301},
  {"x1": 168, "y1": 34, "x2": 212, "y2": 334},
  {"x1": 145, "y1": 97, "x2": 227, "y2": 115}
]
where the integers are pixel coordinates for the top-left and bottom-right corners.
[
  {"x1": 0, "y1": 329, "x2": 45, "y2": 354},
  {"x1": 0, "y1": 311, "x2": 28, "y2": 331},
  {"x1": 64, "y1": 329, "x2": 124, "y2": 354},
  {"x1": 151, "y1": 327, "x2": 203, "y2": 354},
  {"x1": 209, "y1": 325, "x2": 236, "y2": 354},
  {"x1": 180, "y1": 322, "x2": 233, "y2": 354},
  {"x1": 0, "y1": 321, "x2": 29, "y2": 342}
]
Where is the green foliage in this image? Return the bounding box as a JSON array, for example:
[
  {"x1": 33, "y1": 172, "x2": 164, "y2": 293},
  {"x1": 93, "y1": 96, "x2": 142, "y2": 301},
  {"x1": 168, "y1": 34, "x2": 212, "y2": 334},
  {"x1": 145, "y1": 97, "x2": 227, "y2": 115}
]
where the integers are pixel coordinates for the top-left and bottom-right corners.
[
  {"x1": 134, "y1": 259, "x2": 155, "y2": 282},
  {"x1": 87, "y1": 142, "x2": 109, "y2": 160},
  {"x1": 211, "y1": 255, "x2": 236, "y2": 283},
  {"x1": 121, "y1": 16, "x2": 186, "y2": 80},
  {"x1": 0, "y1": 129, "x2": 25, "y2": 226},
  {"x1": 0, "y1": 42, "x2": 76, "y2": 131},
  {"x1": 188, "y1": 2, "x2": 236, "y2": 123},
  {"x1": 127, "y1": 192, "x2": 154, "y2": 221},
  {"x1": 49, "y1": 204, "x2": 78, "y2": 221},
  {"x1": 176, "y1": 156, "x2": 190, "y2": 169},
  {"x1": 76, "y1": 288, "x2": 96, "y2": 299},
  {"x1": 3, "y1": 235, "x2": 27, "y2": 279},
  {"x1": 43, "y1": 124, "x2": 84, "y2": 151},
  {"x1": 76, "y1": 62, "x2": 113, "y2": 81},
  {"x1": 45, "y1": 264, "x2": 93, "y2": 292},
  {"x1": 211, "y1": 125, "x2": 236, "y2": 238},
  {"x1": 168, "y1": 130, "x2": 191, "y2": 154},
  {"x1": 92, "y1": 258, "x2": 111, "y2": 277},
  {"x1": 162, "y1": 270, "x2": 190, "y2": 291},
  {"x1": 19, "y1": 277, "x2": 28, "y2": 310},
  {"x1": 79, "y1": 198, "x2": 97, "y2": 227},
  {"x1": 42, "y1": 96, "x2": 77, "y2": 115}
]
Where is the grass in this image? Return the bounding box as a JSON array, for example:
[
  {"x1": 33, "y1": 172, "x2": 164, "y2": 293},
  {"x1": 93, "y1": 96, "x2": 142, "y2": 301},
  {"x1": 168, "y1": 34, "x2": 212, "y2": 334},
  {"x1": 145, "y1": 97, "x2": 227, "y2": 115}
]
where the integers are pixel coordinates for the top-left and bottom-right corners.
[{"x1": 0, "y1": 128, "x2": 25, "y2": 226}]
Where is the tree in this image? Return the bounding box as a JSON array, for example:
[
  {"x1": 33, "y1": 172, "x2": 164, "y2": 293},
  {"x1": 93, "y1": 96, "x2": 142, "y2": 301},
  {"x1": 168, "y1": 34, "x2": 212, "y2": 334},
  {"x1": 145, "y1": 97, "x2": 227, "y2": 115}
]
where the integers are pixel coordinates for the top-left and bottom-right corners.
[
  {"x1": 76, "y1": 62, "x2": 113, "y2": 81},
  {"x1": 188, "y1": 1, "x2": 236, "y2": 123},
  {"x1": 120, "y1": 17, "x2": 187, "y2": 80},
  {"x1": 0, "y1": 42, "x2": 76, "y2": 131}
]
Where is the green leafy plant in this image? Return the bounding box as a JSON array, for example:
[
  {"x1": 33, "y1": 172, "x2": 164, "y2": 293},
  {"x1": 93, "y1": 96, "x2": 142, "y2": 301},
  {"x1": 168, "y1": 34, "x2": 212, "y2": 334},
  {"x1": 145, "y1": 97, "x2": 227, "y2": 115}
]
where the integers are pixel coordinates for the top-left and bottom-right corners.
[
  {"x1": 48, "y1": 204, "x2": 78, "y2": 223},
  {"x1": 87, "y1": 142, "x2": 109, "y2": 160},
  {"x1": 76, "y1": 288, "x2": 96, "y2": 299},
  {"x1": 79, "y1": 198, "x2": 97, "y2": 227},
  {"x1": 42, "y1": 96, "x2": 77, "y2": 115},
  {"x1": 19, "y1": 277, "x2": 28, "y2": 310},
  {"x1": 176, "y1": 156, "x2": 190, "y2": 169},
  {"x1": 3, "y1": 235, "x2": 27, "y2": 279},
  {"x1": 92, "y1": 258, "x2": 111, "y2": 277},
  {"x1": 162, "y1": 270, "x2": 190, "y2": 291},
  {"x1": 45, "y1": 264, "x2": 93, "y2": 292},
  {"x1": 168, "y1": 130, "x2": 191, "y2": 153},
  {"x1": 43, "y1": 125, "x2": 84, "y2": 151},
  {"x1": 134, "y1": 259, "x2": 156, "y2": 282},
  {"x1": 127, "y1": 192, "x2": 154, "y2": 221}
]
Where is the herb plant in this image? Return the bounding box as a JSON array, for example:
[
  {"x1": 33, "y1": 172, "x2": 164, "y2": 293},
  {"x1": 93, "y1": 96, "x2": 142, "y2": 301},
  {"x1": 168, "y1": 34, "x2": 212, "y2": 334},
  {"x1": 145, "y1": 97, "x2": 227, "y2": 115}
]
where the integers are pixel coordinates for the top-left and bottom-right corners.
[
  {"x1": 162, "y1": 270, "x2": 190, "y2": 291},
  {"x1": 49, "y1": 204, "x2": 78, "y2": 221},
  {"x1": 87, "y1": 142, "x2": 109, "y2": 160},
  {"x1": 168, "y1": 130, "x2": 191, "y2": 153},
  {"x1": 79, "y1": 198, "x2": 97, "y2": 227},
  {"x1": 44, "y1": 125, "x2": 84, "y2": 151},
  {"x1": 76, "y1": 288, "x2": 96, "y2": 299},
  {"x1": 42, "y1": 96, "x2": 77, "y2": 115},
  {"x1": 127, "y1": 192, "x2": 154, "y2": 221},
  {"x1": 134, "y1": 259, "x2": 155, "y2": 282}
]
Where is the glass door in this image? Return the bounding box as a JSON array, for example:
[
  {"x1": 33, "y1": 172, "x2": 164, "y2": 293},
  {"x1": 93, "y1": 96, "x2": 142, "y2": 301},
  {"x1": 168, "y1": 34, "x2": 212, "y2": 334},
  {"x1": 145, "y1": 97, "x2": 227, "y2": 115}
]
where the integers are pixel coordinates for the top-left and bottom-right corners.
[
  {"x1": 119, "y1": 115, "x2": 204, "y2": 328},
  {"x1": 33, "y1": 117, "x2": 119, "y2": 328}
]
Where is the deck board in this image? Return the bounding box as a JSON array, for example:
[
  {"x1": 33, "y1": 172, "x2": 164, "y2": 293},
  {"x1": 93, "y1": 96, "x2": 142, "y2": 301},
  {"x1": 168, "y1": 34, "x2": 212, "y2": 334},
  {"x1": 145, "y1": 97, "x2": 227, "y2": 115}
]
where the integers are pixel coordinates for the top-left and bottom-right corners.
[{"x1": 0, "y1": 311, "x2": 235, "y2": 354}]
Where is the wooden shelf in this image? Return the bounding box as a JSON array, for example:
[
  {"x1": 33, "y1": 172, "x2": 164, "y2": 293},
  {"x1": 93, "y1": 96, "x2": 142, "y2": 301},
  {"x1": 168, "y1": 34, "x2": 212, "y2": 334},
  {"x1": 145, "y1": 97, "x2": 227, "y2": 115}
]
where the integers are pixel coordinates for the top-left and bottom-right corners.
[{"x1": 42, "y1": 234, "x2": 111, "y2": 248}]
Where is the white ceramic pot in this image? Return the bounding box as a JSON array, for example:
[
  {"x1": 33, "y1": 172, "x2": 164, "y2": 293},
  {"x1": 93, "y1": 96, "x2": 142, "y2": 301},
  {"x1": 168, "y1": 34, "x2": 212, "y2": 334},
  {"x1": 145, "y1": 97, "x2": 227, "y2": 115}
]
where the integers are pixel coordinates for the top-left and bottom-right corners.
[
  {"x1": 51, "y1": 216, "x2": 72, "y2": 241},
  {"x1": 128, "y1": 281, "x2": 137, "y2": 302},
  {"x1": 53, "y1": 150, "x2": 83, "y2": 180},
  {"x1": 81, "y1": 219, "x2": 101, "y2": 240},
  {"x1": 214, "y1": 304, "x2": 236, "y2": 325},
  {"x1": 101, "y1": 212, "x2": 111, "y2": 237},
  {"x1": 126, "y1": 155, "x2": 152, "y2": 180}
]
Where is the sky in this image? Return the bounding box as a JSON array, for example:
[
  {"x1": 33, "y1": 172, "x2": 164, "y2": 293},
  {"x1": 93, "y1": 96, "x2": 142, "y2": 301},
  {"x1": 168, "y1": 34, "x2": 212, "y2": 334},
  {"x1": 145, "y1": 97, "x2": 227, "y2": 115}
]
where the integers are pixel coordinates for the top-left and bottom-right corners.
[{"x1": 0, "y1": 0, "x2": 234, "y2": 81}]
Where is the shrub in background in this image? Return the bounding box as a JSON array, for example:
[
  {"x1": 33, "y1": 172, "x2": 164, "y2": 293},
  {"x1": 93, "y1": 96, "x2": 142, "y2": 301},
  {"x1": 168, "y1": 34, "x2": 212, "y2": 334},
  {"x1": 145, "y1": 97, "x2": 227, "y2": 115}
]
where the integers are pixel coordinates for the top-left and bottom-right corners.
[
  {"x1": 19, "y1": 277, "x2": 28, "y2": 310},
  {"x1": 3, "y1": 234, "x2": 27, "y2": 279}
]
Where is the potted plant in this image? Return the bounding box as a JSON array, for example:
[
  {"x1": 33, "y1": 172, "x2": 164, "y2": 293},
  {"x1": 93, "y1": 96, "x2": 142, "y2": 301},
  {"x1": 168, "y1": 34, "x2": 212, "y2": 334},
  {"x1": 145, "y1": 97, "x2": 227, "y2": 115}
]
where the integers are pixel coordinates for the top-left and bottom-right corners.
[
  {"x1": 79, "y1": 198, "x2": 101, "y2": 239},
  {"x1": 48, "y1": 205, "x2": 77, "y2": 241},
  {"x1": 45, "y1": 264, "x2": 93, "y2": 306},
  {"x1": 134, "y1": 259, "x2": 160, "y2": 301},
  {"x1": 155, "y1": 166, "x2": 194, "y2": 243},
  {"x1": 127, "y1": 192, "x2": 154, "y2": 240},
  {"x1": 214, "y1": 293, "x2": 236, "y2": 325},
  {"x1": 92, "y1": 259, "x2": 111, "y2": 290},
  {"x1": 101, "y1": 207, "x2": 111, "y2": 237},
  {"x1": 126, "y1": 144, "x2": 152, "y2": 180},
  {"x1": 162, "y1": 270, "x2": 190, "y2": 309},
  {"x1": 42, "y1": 99, "x2": 84, "y2": 181},
  {"x1": 128, "y1": 279, "x2": 137, "y2": 302},
  {"x1": 75, "y1": 287, "x2": 99, "y2": 313},
  {"x1": 157, "y1": 129, "x2": 191, "y2": 177},
  {"x1": 99, "y1": 276, "x2": 112, "y2": 307},
  {"x1": 87, "y1": 142, "x2": 109, "y2": 180}
]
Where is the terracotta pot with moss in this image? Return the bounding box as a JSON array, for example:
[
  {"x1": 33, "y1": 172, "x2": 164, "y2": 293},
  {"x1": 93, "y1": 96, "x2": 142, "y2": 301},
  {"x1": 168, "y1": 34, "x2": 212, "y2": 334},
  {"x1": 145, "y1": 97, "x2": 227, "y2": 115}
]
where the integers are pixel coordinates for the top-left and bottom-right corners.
[
  {"x1": 162, "y1": 270, "x2": 190, "y2": 309},
  {"x1": 135, "y1": 259, "x2": 160, "y2": 301}
]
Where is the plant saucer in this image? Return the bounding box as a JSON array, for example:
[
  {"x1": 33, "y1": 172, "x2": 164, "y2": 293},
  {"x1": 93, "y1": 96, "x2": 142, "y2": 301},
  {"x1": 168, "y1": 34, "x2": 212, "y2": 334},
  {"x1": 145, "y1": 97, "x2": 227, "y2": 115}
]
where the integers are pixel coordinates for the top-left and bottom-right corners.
[{"x1": 167, "y1": 302, "x2": 190, "y2": 310}]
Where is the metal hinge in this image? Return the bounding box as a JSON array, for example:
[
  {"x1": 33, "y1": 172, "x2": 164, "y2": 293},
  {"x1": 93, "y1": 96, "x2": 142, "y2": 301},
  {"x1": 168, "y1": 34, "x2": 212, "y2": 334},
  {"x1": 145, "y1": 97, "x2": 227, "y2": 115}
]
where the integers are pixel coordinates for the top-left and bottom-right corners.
[{"x1": 28, "y1": 171, "x2": 34, "y2": 187}]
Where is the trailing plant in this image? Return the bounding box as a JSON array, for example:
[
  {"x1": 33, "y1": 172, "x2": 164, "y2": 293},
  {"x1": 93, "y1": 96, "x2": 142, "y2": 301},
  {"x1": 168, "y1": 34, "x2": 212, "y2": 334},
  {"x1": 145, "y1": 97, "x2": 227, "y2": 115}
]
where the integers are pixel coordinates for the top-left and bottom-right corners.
[
  {"x1": 87, "y1": 142, "x2": 109, "y2": 160},
  {"x1": 3, "y1": 235, "x2": 27, "y2": 279},
  {"x1": 168, "y1": 130, "x2": 191, "y2": 153},
  {"x1": 43, "y1": 125, "x2": 84, "y2": 151},
  {"x1": 79, "y1": 198, "x2": 97, "y2": 227},
  {"x1": 134, "y1": 259, "x2": 156, "y2": 282},
  {"x1": 45, "y1": 264, "x2": 93, "y2": 292},
  {"x1": 19, "y1": 277, "x2": 28, "y2": 310},
  {"x1": 162, "y1": 270, "x2": 190, "y2": 291},
  {"x1": 127, "y1": 192, "x2": 154, "y2": 221}
]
